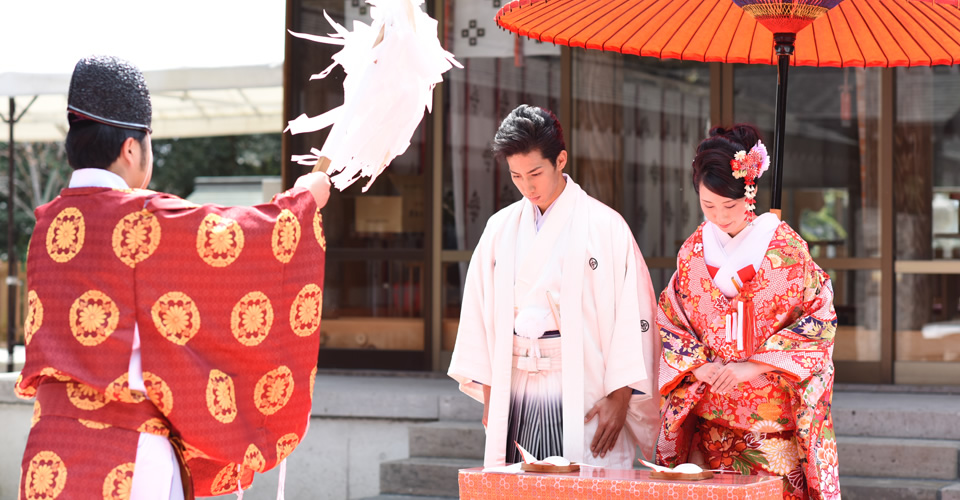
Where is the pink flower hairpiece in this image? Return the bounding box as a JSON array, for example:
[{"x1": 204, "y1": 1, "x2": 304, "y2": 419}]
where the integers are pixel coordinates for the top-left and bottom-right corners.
[{"x1": 730, "y1": 140, "x2": 769, "y2": 212}]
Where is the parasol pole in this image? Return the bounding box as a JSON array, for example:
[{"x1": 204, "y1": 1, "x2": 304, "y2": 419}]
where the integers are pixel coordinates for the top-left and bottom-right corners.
[
  {"x1": 770, "y1": 33, "x2": 795, "y2": 220},
  {"x1": 5, "y1": 98, "x2": 16, "y2": 372}
]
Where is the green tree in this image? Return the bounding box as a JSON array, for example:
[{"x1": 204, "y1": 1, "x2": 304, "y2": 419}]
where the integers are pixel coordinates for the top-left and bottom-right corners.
[
  {"x1": 151, "y1": 133, "x2": 281, "y2": 198},
  {"x1": 0, "y1": 141, "x2": 71, "y2": 260}
]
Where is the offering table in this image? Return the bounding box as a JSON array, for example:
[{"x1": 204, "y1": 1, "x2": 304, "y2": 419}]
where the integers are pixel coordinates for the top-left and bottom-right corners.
[{"x1": 458, "y1": 467, "x2": 783, "y2": 499}]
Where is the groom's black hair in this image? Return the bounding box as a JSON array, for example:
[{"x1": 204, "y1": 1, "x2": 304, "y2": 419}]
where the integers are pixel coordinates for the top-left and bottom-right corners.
[{"x1": 492, "y1": 105, "x2": 566, "y2": 166}]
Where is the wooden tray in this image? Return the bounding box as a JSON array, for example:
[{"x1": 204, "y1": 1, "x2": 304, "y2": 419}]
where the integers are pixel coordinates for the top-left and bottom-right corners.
[
  {"x1": 520, "y1": 462, "x2": 580, "y2": 473},
  {"x1": 649, "y1": 470, "x2": 714, "y2": 481}
]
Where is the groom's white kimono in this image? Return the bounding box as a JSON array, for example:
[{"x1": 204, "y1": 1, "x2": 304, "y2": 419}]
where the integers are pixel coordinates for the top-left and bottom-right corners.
[{"x1": 448, "y1": 177, "x2": 661, "y2": 467}]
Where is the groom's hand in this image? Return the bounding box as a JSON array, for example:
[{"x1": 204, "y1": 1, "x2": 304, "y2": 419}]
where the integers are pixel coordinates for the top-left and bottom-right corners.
[{"x1": 585, "y1": 386, "x2": 631, "y2": 458}]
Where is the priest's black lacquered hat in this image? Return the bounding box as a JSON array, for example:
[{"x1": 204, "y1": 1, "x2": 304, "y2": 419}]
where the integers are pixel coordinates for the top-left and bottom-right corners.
[{"x1": 67, "y1": 55, "x2": 152, "y2": 133}]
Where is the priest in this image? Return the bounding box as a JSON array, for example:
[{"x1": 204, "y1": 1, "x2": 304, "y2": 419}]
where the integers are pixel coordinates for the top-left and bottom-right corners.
[{"x1": 17, "y1": 55, "x2": 330, "y2": 499}]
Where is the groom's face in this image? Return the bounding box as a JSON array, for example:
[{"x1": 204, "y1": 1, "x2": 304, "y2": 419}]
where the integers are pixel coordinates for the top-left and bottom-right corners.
[{"x1": 508, "y1": 149, "x2": 567, "y2": 213}]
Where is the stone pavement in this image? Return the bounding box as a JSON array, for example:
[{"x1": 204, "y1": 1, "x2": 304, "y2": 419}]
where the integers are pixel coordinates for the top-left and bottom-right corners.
[{"x1": 0, "y1": 371, "x2": 958, "y2": 499}]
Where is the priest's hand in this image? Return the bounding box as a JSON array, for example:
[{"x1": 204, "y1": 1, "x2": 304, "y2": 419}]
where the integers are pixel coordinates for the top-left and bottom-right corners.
[
  {"x1": 710, "y1": 361, "x2": 770, "y2": 395},
  {"x1": 295, "y1": 171, "x2": 332, "y2": 208},
  {"x1": 585, "y1": 386, "x2": 631, "y2": 458}
]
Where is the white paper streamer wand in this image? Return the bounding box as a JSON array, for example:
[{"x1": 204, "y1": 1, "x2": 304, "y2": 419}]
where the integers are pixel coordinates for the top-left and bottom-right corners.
[{"x1": 285, "y1": 0, "x2": 461, "y2": 192}]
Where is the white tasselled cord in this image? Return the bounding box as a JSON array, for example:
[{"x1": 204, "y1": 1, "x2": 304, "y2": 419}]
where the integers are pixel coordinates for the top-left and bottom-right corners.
[
  {"x1": 731, "y1": 311, "x2": 738, "y2": 352},
  {"x1": 236, "y1": 464, "x2": 244, "y2": 499},
  {"x1": 277, "y1": 458, "x2": 288, "y2": 500},
  {"x1": 725, "y1": 314, "x2": 732, "y2": 342},
  {"x1": 736, "y1": 301, "x2": 744, "y2": 352},
  {"x1": 236, "y1": 453, "x2": 289, "y2": 499}
]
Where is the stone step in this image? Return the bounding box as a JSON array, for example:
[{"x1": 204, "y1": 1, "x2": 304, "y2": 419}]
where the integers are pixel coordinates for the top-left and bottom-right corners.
[
  {"x1": 409, "y1": 421, "x2": 485, "y2": 460},
  {"x1": 946, "y1": 483, "x2": 960, "y2": 500},
  {"x1": 833, "y1": 391, "x2": 960, "y2": 440},
  {"x1": 840, "y1": 476, "x2": 960, "y2": 500},
  {"x1": 380, "y1": 457, "x2": 481, "y2": 498},
  {"x1": 837, "y1": 436, "x2": 960, "y2": 480},
  {"x1": 438, "y1": 392, "x2": 483, "y2": 422}
]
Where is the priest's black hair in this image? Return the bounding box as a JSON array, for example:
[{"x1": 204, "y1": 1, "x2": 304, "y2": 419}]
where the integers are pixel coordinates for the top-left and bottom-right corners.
[
  {"x1": 65, "y1": 120, "x2": 147, "y2": 170},
  {"x1": 492, "y1": 104, "x2": 566, "y2": 166},
  {"x1": 692, "y1": 124, "x2": 762, "y2": 200}
]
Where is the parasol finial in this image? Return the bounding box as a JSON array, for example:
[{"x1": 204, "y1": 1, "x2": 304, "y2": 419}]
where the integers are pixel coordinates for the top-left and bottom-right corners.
[{"x1": 732, "y1": 0, "x2": 843, "y2": 34}]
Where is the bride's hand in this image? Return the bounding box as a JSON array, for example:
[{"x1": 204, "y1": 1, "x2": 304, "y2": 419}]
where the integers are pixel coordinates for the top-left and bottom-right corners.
[
  {"x1": 711, "y1": 362, "x2": 770, "y2": 394},
  {"x1": 692, "y1": 362, "x2": 724, "y2": 385}
]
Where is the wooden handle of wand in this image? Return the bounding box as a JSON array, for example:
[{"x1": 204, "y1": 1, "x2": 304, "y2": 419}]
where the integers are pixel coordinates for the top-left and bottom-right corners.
[{"x1": 312, "y1": 156, "x2": 332, "y2": 174}]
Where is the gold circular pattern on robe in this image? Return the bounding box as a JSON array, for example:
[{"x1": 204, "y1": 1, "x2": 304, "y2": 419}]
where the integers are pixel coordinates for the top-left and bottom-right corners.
[
  {"x1": 79, "y1": 419, "x2": 112, "y2": 430},
  {"x1": 313, "y1": 210, "x2": 326, "y2": 251},
  {"x1": 210, "y1": 463, "x2": 240, "y2": 495},
  {"x1": 112, "y1": 210, "x2": 162, "y2": 267},
  {"x1": 24, "y1": 290, "x2": 43, "y2": 346},
  {"x1": 45, "y1": 207, "x2": 85, "y2": 263},
  {"x1": 24, "y1": 450, "x2": 67, "y2": 500},
  {"x1": 253, "y1": 365, "x2": 295, "y2": 416},
  {"x1": 205, "y1": 369, "x2": 238, "y2": 424},
  {"x1": 68, "y1": 290, "x2": 120, "y2": 346},
  {"x1": 105, "y1": 374, "x2": 147, "y2": 404},
  {"x1": 290, "y1": 284, "x2": 323, "y2": 337},
  {"x1": 16, "y1": 372, "x2": 36, "y2": 398},
  {"x1": 276, "y1": 433, "x2": 300, "y2": 463},
  {"x1": 66, "y1": 381, "x2": 108, "y2": 411},
  {"x1": 137, "y1": 418, "x2": 170, "y2": 437},
  {"x1": 231, "y1": 291, "x2": 274, "y2": 346},
  {"x1": 272, "y1": 209, "x2": 301, "y2": 264},
  {"x1": 196, "y1": 213, "x2": 245, "y2": 267},
  {"x1": 309, "y1": 365, "x2": 318, "y2": 403},
  {"x1": 31, "y1": 400, "x2": 41, "y2": 428},
  {"x1": 143, "y1": 372, "x2": 174, "y2": 417},
  {"x1": 39, "y1": 367, "x2": 71, "y2": 382},
  {"x1": 244, "y1": 444, "x2": 266, "y2": 473},
  {"x1": 151, "y1": 291, "x2": 201, "y2": 345},
  {"x1": 102, "y1": 462, "x2": 135, "y2": 500},
  {"x1": 182, "y1": 441, "x2": 211, "y2": 462}
]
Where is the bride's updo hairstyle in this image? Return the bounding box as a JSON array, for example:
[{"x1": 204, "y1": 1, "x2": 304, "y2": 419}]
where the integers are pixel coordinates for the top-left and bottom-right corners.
[{"x1": 691, "y1": 124, "x2": 763, "y2": 200}]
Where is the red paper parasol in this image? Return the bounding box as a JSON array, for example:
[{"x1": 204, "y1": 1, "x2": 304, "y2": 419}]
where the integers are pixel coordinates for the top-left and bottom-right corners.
[{"x1": 496, "y1": 0, "x2": 960, "y2": 215}]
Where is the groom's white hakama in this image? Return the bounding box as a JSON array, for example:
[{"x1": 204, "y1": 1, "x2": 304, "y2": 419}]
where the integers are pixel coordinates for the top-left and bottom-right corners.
[{"x1": 448, "y1": 178, "x2": 661, "y2": 468}]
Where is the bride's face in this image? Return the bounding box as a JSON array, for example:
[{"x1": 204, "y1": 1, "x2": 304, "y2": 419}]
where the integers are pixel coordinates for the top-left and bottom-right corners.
[{"x1": 699, "y1": 183, "x2": 748, "y2": 237}]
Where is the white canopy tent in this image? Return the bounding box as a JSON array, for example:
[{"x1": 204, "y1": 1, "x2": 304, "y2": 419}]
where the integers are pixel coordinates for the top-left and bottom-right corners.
[
  {"x1": 0, "y1": 0, "x2": 285, "y2": 141},
  {"x1": 1, "y1": 0, "x2": 287, "y2": 368}
]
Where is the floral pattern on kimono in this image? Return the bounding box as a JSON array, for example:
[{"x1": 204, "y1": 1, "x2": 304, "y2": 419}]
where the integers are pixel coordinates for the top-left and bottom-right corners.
[{"x1": 656, "y1": 222, "x2": 839, "y2": 500}]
